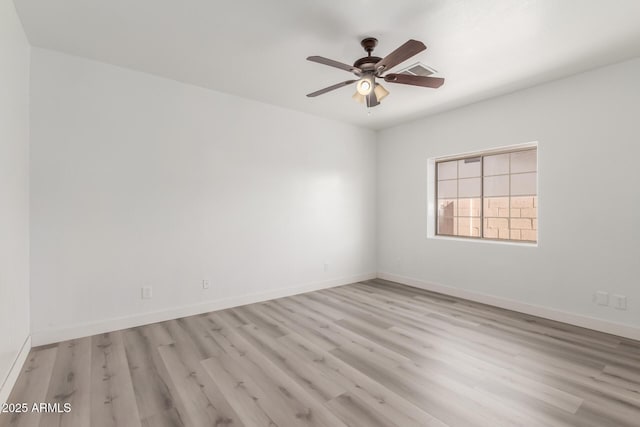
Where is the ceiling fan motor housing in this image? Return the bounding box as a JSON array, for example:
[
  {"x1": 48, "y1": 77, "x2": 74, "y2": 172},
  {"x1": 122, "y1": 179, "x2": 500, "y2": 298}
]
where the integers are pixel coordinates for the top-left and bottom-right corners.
[
  {"x1": 354, "y1": 37, "x2": 381, "y2": 73},
  {"x1": 354, "y1": 56, "x2": 382, "y2": 72}
]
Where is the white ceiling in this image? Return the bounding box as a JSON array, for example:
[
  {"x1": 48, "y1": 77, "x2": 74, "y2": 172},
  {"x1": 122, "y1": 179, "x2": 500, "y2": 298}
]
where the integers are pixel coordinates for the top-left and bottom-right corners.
[{"x1": 15, "y1": 0, "x2": 640, "y2": 130}]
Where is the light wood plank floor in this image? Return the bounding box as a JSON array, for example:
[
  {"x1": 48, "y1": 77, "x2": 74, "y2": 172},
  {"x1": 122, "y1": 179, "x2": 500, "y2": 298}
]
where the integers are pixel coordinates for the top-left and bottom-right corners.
[{"x1": 2, "y1": 279, "x2": 640, "y2": 427}]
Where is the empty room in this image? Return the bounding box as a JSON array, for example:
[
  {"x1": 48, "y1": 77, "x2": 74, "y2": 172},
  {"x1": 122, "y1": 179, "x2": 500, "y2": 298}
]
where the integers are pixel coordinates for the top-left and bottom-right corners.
[{"x1": 2, "y1": 0, "x2": 640, "y2": 426}]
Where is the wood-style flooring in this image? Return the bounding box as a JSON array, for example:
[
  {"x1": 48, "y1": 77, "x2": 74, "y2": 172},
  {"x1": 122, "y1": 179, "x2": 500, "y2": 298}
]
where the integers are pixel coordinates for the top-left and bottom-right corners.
[{"x1": 2, "y1": 279, "x2": 640, "y2": 427}]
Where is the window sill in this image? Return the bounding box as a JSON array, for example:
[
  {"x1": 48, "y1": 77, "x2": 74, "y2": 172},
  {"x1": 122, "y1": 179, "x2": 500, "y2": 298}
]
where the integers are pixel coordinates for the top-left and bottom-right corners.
[{"x1": 428, "y1": 235, "x2": 538, "y2": 247}]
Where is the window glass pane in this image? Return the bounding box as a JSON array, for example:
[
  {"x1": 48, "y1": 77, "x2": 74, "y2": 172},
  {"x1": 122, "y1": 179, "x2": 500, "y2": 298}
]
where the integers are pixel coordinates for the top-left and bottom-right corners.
[
  {"x1": 483, "y1": 217, "x2": 510, "y2": 239},
  {"x1": 458, "y1": 157, "x2": 481, "y2": 178},
  {"x1": 510, "y1": 196, "x2": 537, "y2": 241},
  {"x1": 438, "y1": 216, "x2": 457, "y2": 236},
  {"x1": 483, "y1": 153, "x2": 509, "y2": 176},
  {"x1": 510, "y1": 172, "x2": 536, "y2": 196},
  {"x1": 483, "y1": 197, "x2": 509, "y2": 218},
  {"x1": 511, "y1": 150, "x2": 537, "y2": 173},
  {"x1": 437, "y1": 161, "x2": 457, "y2": 180},
  {"x1": 510, "y1": 228, "x2": 537, "y2": 241},
  {"x1": 458, "y1": 217, "x2": 480, "y2": 237},
  {"x1": 510, "y1": 218, "x2": 537, "y2": 241},
  {"x1": 484, "y1": 195, "x2": 509, "y2": 239},
  {"x1": 437, "y1": 199, "x2": 456, "y2": 217},
  {"x1": 521, "y1": 229, "x2": 537, "y2": 241},
  {"x1": 458, "y1": 198, "x2": 481, "y2": 217},
  {"x1": 458, "y1": 177, "x2": 481, "y2": 198},
  {"x1": 484, "y1": 218, "x2": 509, "y2": 240},
  {"x1": 484, "y1": 175, "x2": 509, "y2": 197},
  {"x1": 437, "y1": 180, "x2": 457, "y2": 198}
]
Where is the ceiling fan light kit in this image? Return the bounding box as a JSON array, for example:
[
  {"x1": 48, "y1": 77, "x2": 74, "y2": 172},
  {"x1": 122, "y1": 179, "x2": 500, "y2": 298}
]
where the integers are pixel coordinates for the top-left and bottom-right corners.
[
  {"x1": 306, "y1": 37, "x2": 444, "y2": 108},
  {"x1": 356, "y1": 77, "x2": 374, "y2": 95},
  {"x1": 374, "y1": 83, "x2": 389, "y2": 102}
]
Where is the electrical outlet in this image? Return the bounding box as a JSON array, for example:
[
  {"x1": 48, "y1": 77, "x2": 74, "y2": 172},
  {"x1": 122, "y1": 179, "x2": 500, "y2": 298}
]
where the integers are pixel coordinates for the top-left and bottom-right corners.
[
  {"x1": 141, "y1": 286, "x2": 153, "y2": 300},
  {"x1": 202, "y1": 279, "x2": 210, "y2": 290},
  {"x1": 595, "y1": 291, "x2": 609, "y2": 306},
  {"x1": 324, "y1": 263, "x2": 329, "y2": 272},
  {"x1": 612, "y1": 294, "x2": 627, "y2": 310}
]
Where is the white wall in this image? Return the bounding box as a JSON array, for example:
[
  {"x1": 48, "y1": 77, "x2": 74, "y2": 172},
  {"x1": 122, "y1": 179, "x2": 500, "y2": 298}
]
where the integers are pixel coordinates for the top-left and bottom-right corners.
[
  {"x1": 0, "y1": 0, "x2": 31, "y2": 401},
  {"x1": 378, "y1": 58, "x2": 640, "y2": 336},
  {"x1": 30, "y1": 48, "x2": 377, "y2": 345}
]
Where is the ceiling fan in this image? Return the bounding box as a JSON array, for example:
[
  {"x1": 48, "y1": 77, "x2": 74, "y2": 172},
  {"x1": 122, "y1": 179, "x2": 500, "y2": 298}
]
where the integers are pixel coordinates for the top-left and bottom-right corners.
[{"x1": 306, "y1": 37, "x2": 445, "y2": 107}]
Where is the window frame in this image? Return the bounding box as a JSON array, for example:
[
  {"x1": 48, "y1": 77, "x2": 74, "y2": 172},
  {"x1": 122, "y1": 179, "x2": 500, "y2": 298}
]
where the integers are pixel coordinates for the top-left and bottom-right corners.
[{"x1": 433, "y1": 144, "x2": 538, "y2": 244}]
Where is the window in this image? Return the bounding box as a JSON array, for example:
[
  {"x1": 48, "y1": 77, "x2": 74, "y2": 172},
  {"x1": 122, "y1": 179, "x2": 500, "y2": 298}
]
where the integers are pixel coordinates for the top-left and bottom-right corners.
[{"x1": 436, "y1": 146, "x2": 537, "y2": 243}]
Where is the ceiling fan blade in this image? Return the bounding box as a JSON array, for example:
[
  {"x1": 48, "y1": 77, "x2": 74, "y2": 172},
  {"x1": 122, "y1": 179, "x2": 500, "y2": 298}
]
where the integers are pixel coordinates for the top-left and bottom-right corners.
[
  {"x1": 375, "y1": 39, "x2": 426, "y2": 73},
  {"x1": 306, "y1": 80, "x2": 357, "y2": 97},
  {"x1": 307, "y1": 56, "x2": 362, "y2": 75},
  {"x1": 384, "y1": 74, "x2": 445, "y2": 88},
  {"x1": 366, "y1": 91, "x2": 379, "y2": 108}
]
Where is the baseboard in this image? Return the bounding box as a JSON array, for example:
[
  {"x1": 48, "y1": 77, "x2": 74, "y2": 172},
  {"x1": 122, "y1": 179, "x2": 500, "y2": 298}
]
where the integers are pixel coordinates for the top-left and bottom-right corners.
[
  {"x1": 0, "y1": 335, "x2": 31, "y2": 406},
  {"x1": 32, "y1": 272, "x2": 377, "y2": 346},
  {"x1": 378, "y1": 272, "x2": 640, "y2": 341}
]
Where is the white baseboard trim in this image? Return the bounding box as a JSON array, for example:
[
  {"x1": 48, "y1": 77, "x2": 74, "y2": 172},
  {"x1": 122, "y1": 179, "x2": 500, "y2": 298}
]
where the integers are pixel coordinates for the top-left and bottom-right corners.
[
  {"x1": 377, "y1": 272, "x2": 640, "y2": 341},
  {"x1": 0, "y1": 335, "x2": 31, "y2": 406},
  {"x1": 32, "y1": 272, "x2": 377, "y2": 346}
]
